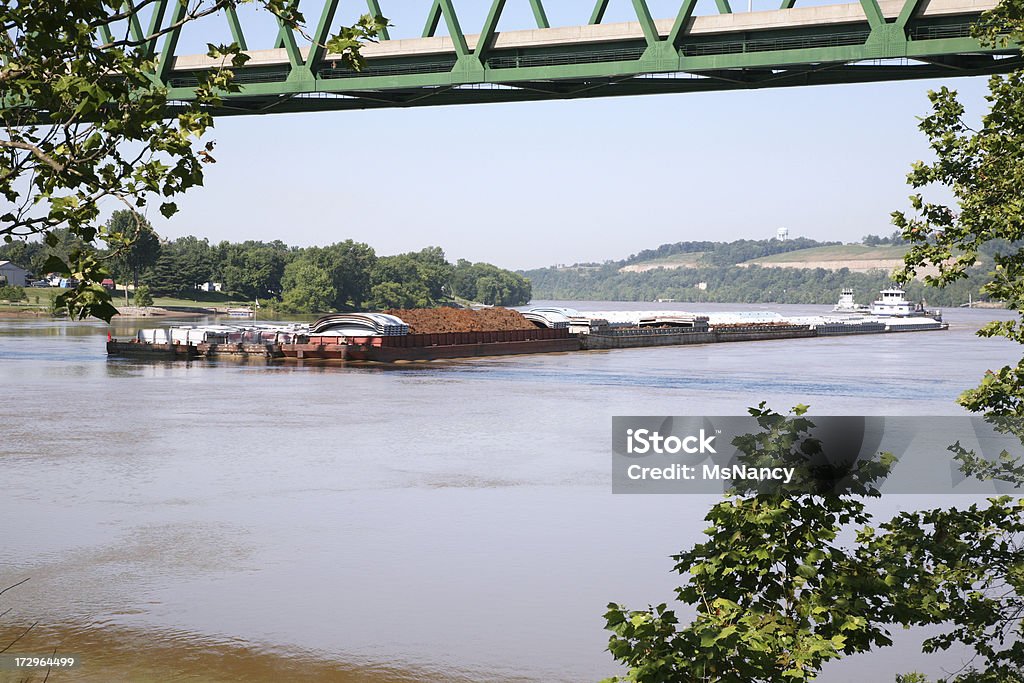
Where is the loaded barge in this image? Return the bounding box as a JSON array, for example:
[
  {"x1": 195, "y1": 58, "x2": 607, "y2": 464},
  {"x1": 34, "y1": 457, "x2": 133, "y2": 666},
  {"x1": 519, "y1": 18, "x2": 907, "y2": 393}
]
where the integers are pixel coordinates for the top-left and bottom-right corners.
[{"x1": 107, "y1": 288, "x2": 948, "y2": 363}]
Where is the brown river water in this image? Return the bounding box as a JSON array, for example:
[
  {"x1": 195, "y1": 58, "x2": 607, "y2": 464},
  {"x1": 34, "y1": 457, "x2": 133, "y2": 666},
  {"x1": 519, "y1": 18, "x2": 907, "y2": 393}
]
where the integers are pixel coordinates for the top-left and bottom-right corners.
[{"x1": 1, "y1": 302, "x2": 1020, "y2": 682}]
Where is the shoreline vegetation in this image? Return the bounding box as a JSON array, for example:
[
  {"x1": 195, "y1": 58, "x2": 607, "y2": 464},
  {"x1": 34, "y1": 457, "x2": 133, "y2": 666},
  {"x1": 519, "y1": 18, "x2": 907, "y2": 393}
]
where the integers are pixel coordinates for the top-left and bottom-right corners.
[
  {"x1": 0, "y1": 216, "x2": 531, "y2": 317},
  {"x1": 521, "y1": 235, "x2": 1004, "y2": 308},
  {"x1": 1, "y1": 232, "x2": 1010, "y2": 319}
]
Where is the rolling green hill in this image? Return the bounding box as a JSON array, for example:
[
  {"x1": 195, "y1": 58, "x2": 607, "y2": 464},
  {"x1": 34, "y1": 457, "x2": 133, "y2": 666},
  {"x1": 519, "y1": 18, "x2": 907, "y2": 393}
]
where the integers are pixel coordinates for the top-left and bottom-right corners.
[
  {"x1": 619, "y1": 252, "x2": 706, "y2": 272},
  {"x1": 523, "y1": 238, "x2": 989, "y2": 306},
  {"x1": 745, "y1": 244, "x2": 910, "y2": 265}
]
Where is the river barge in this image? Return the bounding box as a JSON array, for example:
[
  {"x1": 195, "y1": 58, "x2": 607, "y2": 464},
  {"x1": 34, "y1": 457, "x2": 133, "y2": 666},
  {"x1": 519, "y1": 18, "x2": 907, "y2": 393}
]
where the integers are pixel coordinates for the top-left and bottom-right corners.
[
  {"x1": 106, "y1": 313, "x2": 948, "y2": 362},
  {"x1": 107, "y1": 323, "x2": 580, "y2": 362},
  {"x1": 106, "y1": 289, "x2": 950, "y2": 363},
  {"x1": 106, "y1": 339, "x2": 284, "y2": 360},
  {"x1": 281, "y1": 328, "x2": 578, "y2": 361}
]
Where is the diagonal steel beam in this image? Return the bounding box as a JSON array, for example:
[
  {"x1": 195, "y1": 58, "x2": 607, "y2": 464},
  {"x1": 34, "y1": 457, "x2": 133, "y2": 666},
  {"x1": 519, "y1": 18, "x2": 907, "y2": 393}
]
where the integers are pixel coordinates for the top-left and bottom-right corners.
[
  {"x1": 275, "y1": 18, "x2": 302, "y2": 68},
  {"x1": 156, "y1": 0, "x2": 186, "y2": 84},
  {"x1": 590, "y1": 0, "x2": 609, "y2": 25},
  {"x1": 780, "y1": 0, "x2": 796, "y2": 7},
  {"x1": 97, "y1": 22, "x2": 114, "y2": 46},
  {"x1": 436, "y1": 0, "x2": 469, "y2": 57},
  {"x1": 859, "y1": 0, "x2": 885, "y2": 29},
  {"x1": 142, "y1": 0, "x2": 169, "y2": 58},
  {"x1": 529, "y1": 0, "x2": 550, "y2": 28},
  {"x1": 225, "y1": 5, "x2": 247, "y2": 50},
  {"x1": 631, "y1": 0, "x2": 659, "y2": 46},
  {"x1": 476, "y1": 0, "x2": 508, "y2": 62},
  {"x1": 894, "y1": 0, "x2": 926, "y2": 30},
  {"x1": 423, "y1": 0, "x2": 443, "y2": 37},
  {"x1": 307, "y1": 0, "x2": 340, "y2": 69},
  {"x1": 122, "y1": 0, "x2": 145, "y2": 44},
  {"x1": 715, "y1": 0, "x2": 734, "y2": 14},
  {"x1": 668, "y1": 0, "x2": 700, "y2": 47}
]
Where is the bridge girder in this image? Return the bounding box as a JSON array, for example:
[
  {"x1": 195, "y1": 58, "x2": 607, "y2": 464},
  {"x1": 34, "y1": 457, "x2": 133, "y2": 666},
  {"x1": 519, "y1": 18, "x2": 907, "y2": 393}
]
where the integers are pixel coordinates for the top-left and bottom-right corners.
[{"x1": 72, "y1": 0, "x2": 1024, "y2": 116}]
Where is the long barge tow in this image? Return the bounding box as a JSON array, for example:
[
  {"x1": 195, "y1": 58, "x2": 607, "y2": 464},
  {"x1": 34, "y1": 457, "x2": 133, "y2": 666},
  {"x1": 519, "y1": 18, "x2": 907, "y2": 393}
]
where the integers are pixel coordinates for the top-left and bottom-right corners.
[{"x1": 106, "y1": 288, "x2": 949, "y2": 363}]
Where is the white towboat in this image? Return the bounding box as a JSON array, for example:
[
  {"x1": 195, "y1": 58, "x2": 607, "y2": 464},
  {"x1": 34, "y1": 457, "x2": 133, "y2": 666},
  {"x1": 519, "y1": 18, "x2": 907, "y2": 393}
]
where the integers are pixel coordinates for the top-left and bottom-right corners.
[
  {"x1": 869, "y1": 287, "x2": 942, "y2": 321},
  {"x1": 833, "y1": 287, "x2": 942, "y2": 321},
  {"x1": 833, "y1": 288, "x2": 869, "y2": 313}
]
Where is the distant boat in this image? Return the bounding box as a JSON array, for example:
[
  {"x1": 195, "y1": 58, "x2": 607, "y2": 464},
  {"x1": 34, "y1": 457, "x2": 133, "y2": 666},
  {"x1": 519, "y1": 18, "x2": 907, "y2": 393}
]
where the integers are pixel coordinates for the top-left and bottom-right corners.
[
  {"x1": 226, "y1": 307, "x2": 254, "y2": 318},
  {"x1": 834, "y1": 286, "x2": 942, "y2": 321},
  {"x1": 868, "y1": 286, "x2": 942, "y2": 321},
  {"x1": 832, "y1": 288, "x2": 869, "y2": 313}
]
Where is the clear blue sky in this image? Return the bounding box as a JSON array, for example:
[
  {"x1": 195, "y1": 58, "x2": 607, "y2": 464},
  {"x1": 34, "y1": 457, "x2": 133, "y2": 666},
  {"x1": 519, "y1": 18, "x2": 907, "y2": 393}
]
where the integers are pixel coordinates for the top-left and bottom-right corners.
[{"x1": 145, "y1": 1, "x2": 994, "y2": 270}]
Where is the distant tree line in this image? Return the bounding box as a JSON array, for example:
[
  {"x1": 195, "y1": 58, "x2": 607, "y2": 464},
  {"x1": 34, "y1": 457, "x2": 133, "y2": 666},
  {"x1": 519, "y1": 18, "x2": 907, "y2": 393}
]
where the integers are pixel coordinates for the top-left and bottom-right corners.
[
  {"x1": 0, "y1": 211, "x2": 531, "y2": 312},
  {"x1": 862, "y1": 231, "x2": 908, "y2": 246},
  {"x1": 522, "y1": 262, "x2": 990, "y2": 307},
  {"x1": 623, "y1": 237, "x2": 841, "y2": 267},
  {"x1": 523, "y1": 235, "x2": 1021, "y2": 306}
]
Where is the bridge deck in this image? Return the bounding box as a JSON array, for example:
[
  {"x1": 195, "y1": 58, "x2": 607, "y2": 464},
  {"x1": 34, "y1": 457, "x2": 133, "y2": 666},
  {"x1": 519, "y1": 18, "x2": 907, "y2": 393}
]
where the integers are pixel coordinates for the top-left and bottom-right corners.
[
  {"x1": 173, "y1": 0, "x2": 998, "y2": 70},
  {"x1": 150, "y1": 0, "x2": 1023, "y2": 115}
]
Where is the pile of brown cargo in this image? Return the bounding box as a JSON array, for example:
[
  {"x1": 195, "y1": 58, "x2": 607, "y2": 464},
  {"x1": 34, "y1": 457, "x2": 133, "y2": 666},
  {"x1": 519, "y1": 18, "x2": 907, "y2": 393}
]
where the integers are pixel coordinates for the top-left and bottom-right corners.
[
  {"x1": 384, "y1": 307, "x2": 537, "y2": 334},
  {"x1": 712, "y1": 321, "x2": 800, "y2": 329}
]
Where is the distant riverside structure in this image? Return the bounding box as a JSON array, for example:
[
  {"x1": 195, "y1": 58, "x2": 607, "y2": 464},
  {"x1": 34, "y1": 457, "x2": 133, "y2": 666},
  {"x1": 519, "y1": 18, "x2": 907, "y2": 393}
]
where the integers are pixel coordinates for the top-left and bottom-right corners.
[
  {"x1": 0, "y1": 261, "x2": 28, "y2": 287},
  {"x1": 776, "y1": 227, "x2": 790, "y2": 241}
]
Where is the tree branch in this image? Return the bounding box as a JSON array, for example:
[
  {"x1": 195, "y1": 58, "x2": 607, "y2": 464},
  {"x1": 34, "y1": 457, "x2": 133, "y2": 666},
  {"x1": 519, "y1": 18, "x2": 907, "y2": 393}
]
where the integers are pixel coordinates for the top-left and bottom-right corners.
[{"x1": 0, "y1": 140, "x2": 64, "y2": 172}]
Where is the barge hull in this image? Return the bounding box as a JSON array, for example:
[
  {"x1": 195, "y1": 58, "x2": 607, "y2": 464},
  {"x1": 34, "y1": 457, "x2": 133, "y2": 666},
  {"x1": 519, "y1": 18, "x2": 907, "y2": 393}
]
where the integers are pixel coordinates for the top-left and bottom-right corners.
[
  {"x1": 107, "y1": 340, "x2": 198, "y2": 359},
  {"x1": 106, "y1": 340, "x2": 282, "y2": 359},
  {"x1": 108, "y1": 318, "x2": 950, "y2": 362},
  {"x1": 346, "y1": 338, "x2": 579, "y2": 361},
  {"x1": 581, "y1": 332, "x2": 716, "y2": 350}
]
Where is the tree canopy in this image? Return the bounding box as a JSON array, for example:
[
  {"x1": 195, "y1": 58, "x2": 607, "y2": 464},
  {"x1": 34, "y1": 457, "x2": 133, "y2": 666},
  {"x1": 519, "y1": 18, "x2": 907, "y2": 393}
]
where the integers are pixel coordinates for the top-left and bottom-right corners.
[
  {"x1": 892, "y1": 0, "x2": 1024, "y2": 415},
  {"x1": 605, "y1": 407, "x2": 1024, "y2": 683},
  {"x1": 0, "y1": 228, "x2": 532, "y2": 312},
  {"x1": 1, "y1": 0, "x2": 384, "y2": 320}
]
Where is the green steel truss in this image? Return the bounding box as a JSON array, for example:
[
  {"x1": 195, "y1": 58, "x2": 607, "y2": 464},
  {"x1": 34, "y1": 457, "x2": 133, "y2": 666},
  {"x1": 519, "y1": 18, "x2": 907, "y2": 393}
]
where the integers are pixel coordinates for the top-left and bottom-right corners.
[{"x1": 124, "y1": 0, "x2": 1024, "y2": 115}]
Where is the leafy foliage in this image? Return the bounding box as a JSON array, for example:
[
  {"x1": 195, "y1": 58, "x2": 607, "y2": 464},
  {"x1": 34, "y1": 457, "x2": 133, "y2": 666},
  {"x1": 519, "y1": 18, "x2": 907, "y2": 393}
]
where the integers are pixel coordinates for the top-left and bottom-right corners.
[
  {"x1": 607, "y1": 7, "x2": 1024, "y2": 673},
  {"x1": 0, "y1": 226, "x2": 532, "y2": 312},
  {"x1": 604, "y1": 406, "x2": 1024, "y2": 683},
  {"x1": 451, "y1": 259, "x2": 532, "y2": 306},
  {"x1": 0, "y1": 284, "x2": 25, "y2": 301},
  {"x1": 0, "y1": 0, "x2": 385, "y2": 320},
  {"x1": 280, "y1": 260, "x2": 336, "y2": 313},
  {"x1": 106, "y1": 210, "x2": 160, "y2": 288},
  {"x1": 146, "y1": 248, "x2": 191, "y2": 297},
  {"x1": 300, "y1": 240, "x2": 378, "y2": 310},
  {"x1": 133, "y1": 284, "x2": 153, "y2": 307},
  {"x1": 862, "y1": 231, "x2": 907, "y2": 246},
  {"x1": 216, "y1": 240, "x2": 289, "y2": 300},
  {"x1": 891, "y1": 2, "x2": 1024, "y2": 414}
]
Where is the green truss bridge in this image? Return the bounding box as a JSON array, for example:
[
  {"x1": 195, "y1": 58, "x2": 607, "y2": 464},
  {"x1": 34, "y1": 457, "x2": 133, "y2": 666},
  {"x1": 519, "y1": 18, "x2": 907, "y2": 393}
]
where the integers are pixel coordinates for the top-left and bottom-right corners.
[{"x1": 147, "y1": 0, "x2": 1021, "y2": 115}]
